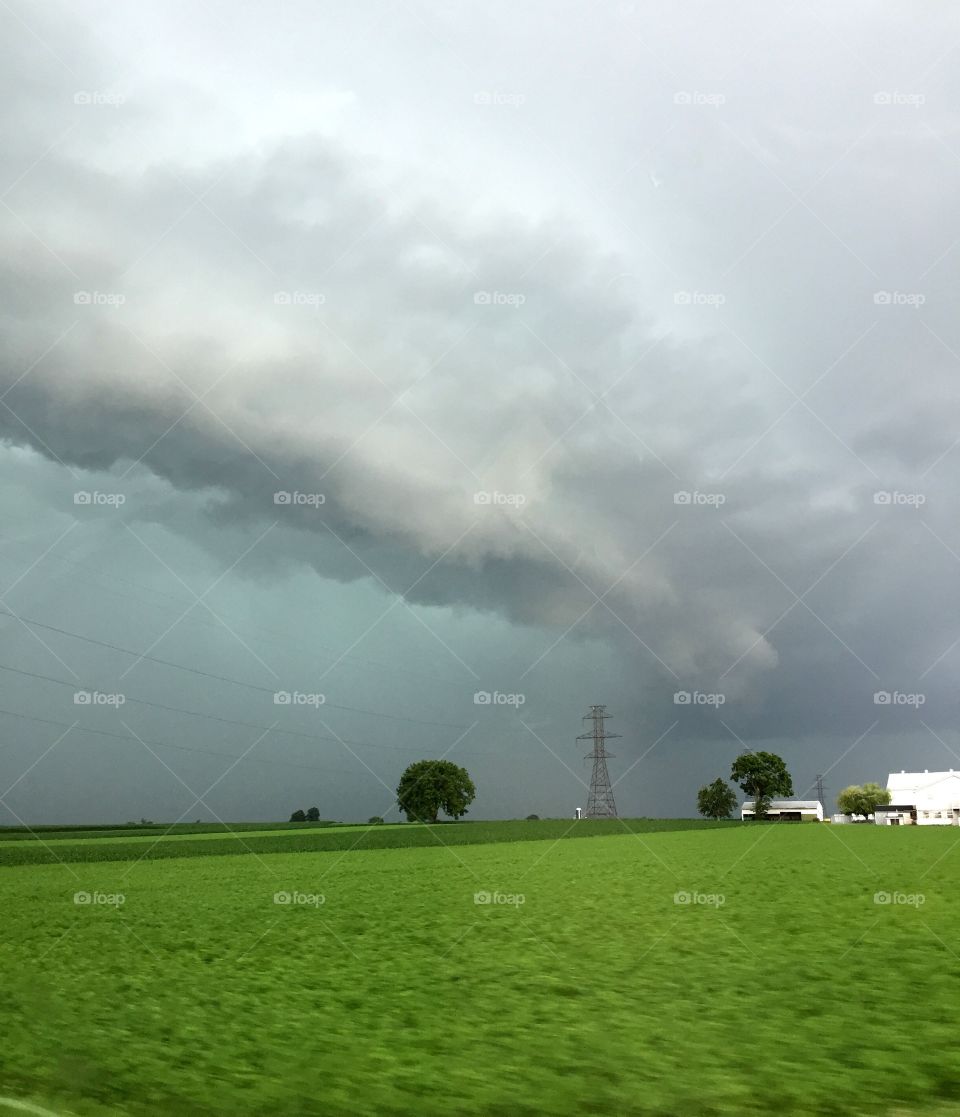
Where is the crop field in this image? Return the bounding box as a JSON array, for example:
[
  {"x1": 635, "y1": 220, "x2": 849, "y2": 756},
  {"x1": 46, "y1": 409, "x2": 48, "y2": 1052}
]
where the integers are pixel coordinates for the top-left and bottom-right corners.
[
  {"x1": 0, "y1": 817, "x2": 732, "y2": 866},
  {"x1": 0, "y1": 822, "x2": 409, "y2": 848},
  {"x1": 3, "y1": 822, "x2": 960, "y2": 1117},
  {"x1": 0, "y1": 820, "x2": 341, "y2": 842}
]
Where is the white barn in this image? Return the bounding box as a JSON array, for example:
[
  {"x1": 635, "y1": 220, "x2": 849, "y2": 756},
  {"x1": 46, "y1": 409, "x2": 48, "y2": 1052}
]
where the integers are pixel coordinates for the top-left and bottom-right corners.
[
  {"x1": 741, "y1": 799, "x2": 824, "y2": 822},
  {"x1": 875, "y1": 770, "x2": 960, "y2": 826}
]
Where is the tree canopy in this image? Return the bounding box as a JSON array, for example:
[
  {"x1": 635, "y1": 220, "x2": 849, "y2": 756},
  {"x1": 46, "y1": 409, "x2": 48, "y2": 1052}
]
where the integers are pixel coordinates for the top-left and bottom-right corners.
[
  {"x1": 837, "y1": 782, "x2": 890, "y2": 821},
  {"x1": 396, "y1": 759, "x2": 476, "y2": 823},
  {"x1": 697, "y1": 778, "x2": 737, "y2": 820},
  {"x1": 730, "y1": 752, "x2": 793, "y2": 820}
]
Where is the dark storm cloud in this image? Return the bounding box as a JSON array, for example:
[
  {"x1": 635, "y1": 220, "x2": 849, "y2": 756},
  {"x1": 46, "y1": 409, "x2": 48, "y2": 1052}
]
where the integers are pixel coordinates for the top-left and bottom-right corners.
[{"x1": 1, "y1": 0, "x2": 959, "y2": 813}]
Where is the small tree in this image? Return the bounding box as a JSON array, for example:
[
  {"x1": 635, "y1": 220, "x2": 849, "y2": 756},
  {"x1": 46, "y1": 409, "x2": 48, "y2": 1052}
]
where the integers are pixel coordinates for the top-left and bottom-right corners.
[
  {"x1": 697, "y1": 778, "x2": 737, "y2": 820},
  {"x1": 289, "y1": 809, "x2": 306, "y2": 822},
  {"x1": 305, "y1": 806, "x2": 321, "y2": 822},
  {"x1": 396, "y1": 759, "x2": 476, "y2": 823},
  {"x1": 525, "y1": 814, "x2": 540, "y2": 821},
  {"x1": 731, "y1": 752, "x2": 793, "y2": 820},
  {"x1": 368, "y1": 816, "x2": 384, "y2": 825},
  {"x1": 837, "y1": 782, "x2": 890, "y2": 822}
]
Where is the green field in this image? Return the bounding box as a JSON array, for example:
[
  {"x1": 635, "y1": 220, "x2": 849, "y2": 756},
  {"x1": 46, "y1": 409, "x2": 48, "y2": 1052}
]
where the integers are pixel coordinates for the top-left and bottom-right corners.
[
  {"x1": 0, "y1": 822, "x2": 409, "y2": 848},
  {"x1": 3, "y1": 822, "x2": 959, "y2": 1116},
  {"x1": 0, "y1": 820, "x2": 341, "y2": 842},
  {"x1": 0, "y1": 817, "x2": 731, "y2": 866}
]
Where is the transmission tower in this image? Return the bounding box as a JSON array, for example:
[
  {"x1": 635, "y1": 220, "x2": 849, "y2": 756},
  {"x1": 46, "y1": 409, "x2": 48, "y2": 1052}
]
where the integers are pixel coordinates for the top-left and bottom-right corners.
[
  {"x1": 577, "y1": 705, "x2": 620, "y2": 818},
  {"x1": 815, "y1": 773, "x2": 826, "y2": 812}
]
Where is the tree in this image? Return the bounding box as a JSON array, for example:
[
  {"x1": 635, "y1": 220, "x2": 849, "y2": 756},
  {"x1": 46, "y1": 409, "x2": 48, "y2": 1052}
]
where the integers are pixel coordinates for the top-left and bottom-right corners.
[
  {"x1": 305, "y1": 806, "x2": 321, "y2": 822},
  {"x1": 697, "y1": 778, "x2": 737, "y2": 820},
  {"x1": 731, "y1": 751, "x2": 793, "y2": 820},
  {"x1": 396, "y1": 759, "x2": 476, "y2": 823},
  {"x1": 837, "y1": 782, "x2": 890, "y2": 822},
  {"x1": 525, "y1": 814, "x2": 540, "y2": 821},
  {"x1": 289, "y1": 809, "x2": 306, "y2": 822},
  {"x1": 368, "y1": 816, "x2": 384, "y2": 825}
]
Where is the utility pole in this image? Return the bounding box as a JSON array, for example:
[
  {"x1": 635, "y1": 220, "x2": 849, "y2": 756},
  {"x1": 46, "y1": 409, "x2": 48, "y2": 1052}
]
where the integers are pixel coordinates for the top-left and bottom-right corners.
[{"x1": 577, "y1": 705, "x2": 620, "y2": 818}]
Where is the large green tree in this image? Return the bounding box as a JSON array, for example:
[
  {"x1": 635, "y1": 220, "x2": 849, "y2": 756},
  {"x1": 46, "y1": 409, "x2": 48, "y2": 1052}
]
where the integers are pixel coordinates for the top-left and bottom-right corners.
[
  {"x1": 697, "y1": 778, "x2": 737, "y2": 820},
  {"x1": 396, "y1": 759, "x2": 476, "y2": 823},
  {"x1": 730, "y1": 751, "x2": 793, "y2": 820},
  {"x1": 837, "y1": 782, "x2": 890, "y2": 822}
]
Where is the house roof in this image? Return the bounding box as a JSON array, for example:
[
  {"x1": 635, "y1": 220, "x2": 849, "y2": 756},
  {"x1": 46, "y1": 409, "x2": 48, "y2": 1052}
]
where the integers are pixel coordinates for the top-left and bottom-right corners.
[
  {"x1": 887, "y1": 771, "x2": 960, "y2": 795},
  {"x1": 742, "y1": 800, "x2": 821, "y2": 810}
]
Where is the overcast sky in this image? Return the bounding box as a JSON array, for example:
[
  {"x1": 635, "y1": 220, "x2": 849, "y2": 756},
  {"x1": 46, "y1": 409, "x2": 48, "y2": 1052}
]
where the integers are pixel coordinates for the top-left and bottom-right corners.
[{"x1": 1, "y1": 0, "x2": 959, "y2": 823}]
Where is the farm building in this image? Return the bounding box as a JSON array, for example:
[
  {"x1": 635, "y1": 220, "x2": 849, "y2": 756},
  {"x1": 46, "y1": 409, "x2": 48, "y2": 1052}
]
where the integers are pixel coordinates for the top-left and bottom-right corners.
[
  {"x1": 741, "y1": 799, "x2": 824, "y2": 822},
  {"x1": 874, "y1": 770, "x2": 960, "y2": 825}
]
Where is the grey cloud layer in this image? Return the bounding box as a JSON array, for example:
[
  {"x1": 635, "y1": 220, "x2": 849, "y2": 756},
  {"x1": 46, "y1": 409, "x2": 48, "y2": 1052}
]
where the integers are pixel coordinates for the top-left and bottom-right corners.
[{"x1": 1, "y1": 0, "x2": 959, "y2": 752}]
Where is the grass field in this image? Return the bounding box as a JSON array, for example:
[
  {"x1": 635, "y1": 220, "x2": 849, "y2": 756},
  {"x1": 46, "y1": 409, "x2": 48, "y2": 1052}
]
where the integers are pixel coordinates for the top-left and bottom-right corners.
[
  {"x1": 0, "y1": 820, "x2": 341, "y2": 842},
  {"x1": 3, "y1": 822, "x2": 960, "y2": 1116},
  {"x1": 0, "y1": 817, "x2": 732, "y2": 866},
  {"x1": 0, "y1": 822, "x2": 410, "y2": 848}
]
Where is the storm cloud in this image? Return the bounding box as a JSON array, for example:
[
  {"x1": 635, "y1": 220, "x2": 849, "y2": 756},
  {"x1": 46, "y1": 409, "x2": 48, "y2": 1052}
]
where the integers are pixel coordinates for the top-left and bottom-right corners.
[{"x1": 1, "y1": 1, "x2": 959, "y2": 821}]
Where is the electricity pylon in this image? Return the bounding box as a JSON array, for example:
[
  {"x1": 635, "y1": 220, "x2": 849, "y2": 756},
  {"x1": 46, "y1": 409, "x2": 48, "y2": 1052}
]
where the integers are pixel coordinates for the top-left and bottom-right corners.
[{"x1": 577, "y1": 704, "x2": 620, "y2": 818}]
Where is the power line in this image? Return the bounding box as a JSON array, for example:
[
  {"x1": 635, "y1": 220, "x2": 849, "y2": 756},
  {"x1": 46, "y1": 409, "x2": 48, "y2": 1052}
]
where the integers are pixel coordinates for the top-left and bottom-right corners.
[
  {"x1": 0, "y1": 608, "x2": 468, "y2": 732},
  {"x1": 0, "y1": 661, "x2": 478, "y2": 755},
  {"x1": 0, "y1": 705, "x2": 365, "y2": 778},
  {"x1": 0, "y1": 532, "x2": 465, "y2": 689}
]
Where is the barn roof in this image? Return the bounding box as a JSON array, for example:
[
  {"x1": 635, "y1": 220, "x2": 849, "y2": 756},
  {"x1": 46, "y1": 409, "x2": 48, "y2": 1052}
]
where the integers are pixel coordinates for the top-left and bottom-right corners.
[
  {"x1": 887, "y1": 771, "x2": 960, "y2": 794},
  {"x1": 742, "y1": 800, "x2": 821, "y2": 810}
]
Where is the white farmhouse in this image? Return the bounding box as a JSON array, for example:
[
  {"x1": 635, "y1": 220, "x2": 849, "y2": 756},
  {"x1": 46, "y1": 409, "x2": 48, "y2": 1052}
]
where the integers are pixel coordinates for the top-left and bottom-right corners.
[
  {"x1": 875, "y1": 770, "x2": 960, "y2": 825},
  {"x1": 741, "y1": 799, "x2": 824, "y2": 822}
]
